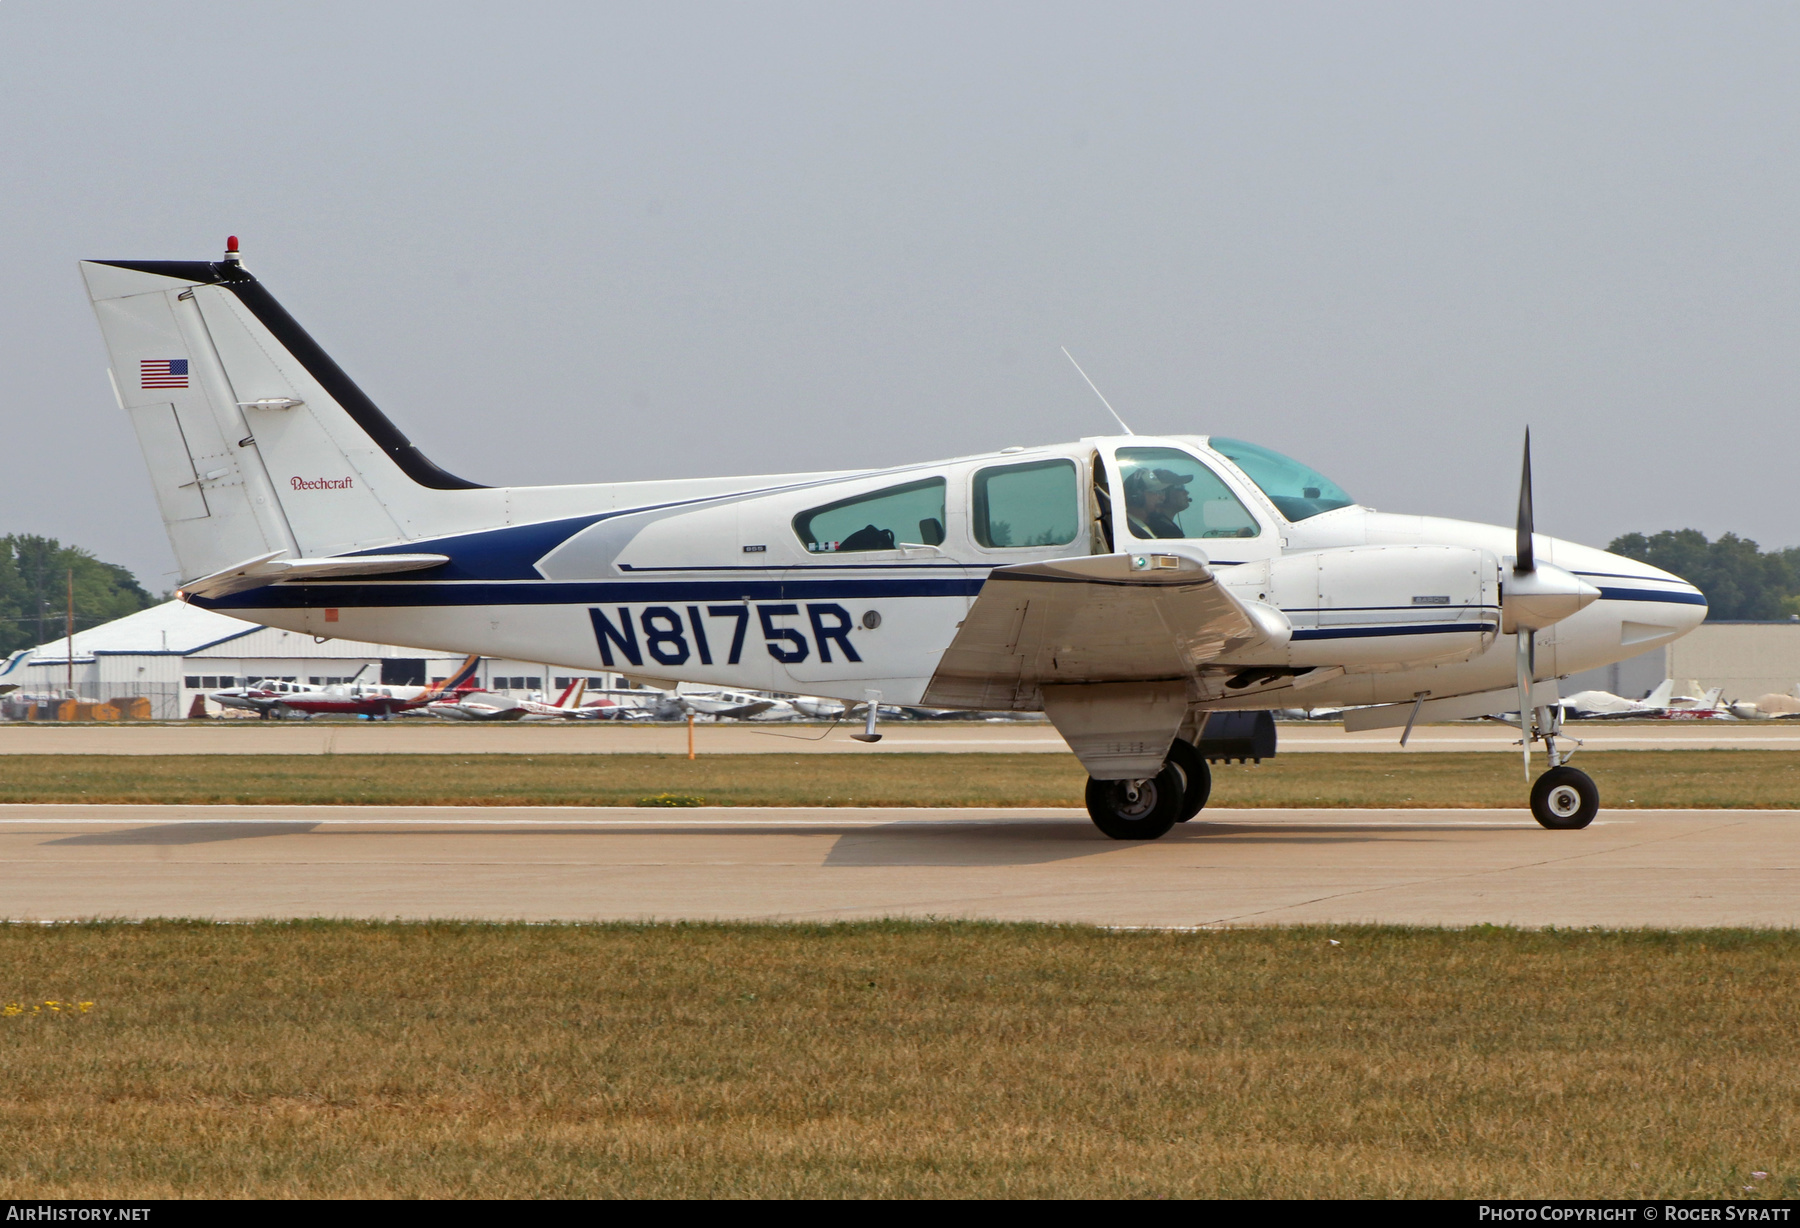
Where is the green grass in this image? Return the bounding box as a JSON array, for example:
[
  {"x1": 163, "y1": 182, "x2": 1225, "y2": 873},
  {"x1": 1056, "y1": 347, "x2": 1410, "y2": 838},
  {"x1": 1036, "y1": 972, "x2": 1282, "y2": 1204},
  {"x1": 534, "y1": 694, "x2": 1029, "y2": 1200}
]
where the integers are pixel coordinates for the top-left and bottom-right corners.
[
  {"x1": 0, "y1": 921, "x2": 1795, "y2": 1198},
  {"x1": 0, "y1": 750, "x2": 1795, "y2": 807}
]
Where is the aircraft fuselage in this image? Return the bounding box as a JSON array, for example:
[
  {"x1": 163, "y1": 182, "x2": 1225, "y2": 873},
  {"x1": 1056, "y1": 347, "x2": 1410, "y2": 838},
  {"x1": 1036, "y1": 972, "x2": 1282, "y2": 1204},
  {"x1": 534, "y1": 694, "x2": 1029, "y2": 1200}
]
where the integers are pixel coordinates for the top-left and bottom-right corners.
[{"x1": 194, "y1": 434, "x2": 1704, "y2": 713}]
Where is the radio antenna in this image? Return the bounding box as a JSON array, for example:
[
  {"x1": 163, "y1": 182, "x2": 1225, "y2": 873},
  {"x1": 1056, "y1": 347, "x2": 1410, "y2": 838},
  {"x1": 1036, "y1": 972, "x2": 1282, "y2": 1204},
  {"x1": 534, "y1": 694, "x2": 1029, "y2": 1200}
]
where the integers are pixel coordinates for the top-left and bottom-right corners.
[{"x1": 1059, "y1": 347, "x2": 1134, "y2": 435}]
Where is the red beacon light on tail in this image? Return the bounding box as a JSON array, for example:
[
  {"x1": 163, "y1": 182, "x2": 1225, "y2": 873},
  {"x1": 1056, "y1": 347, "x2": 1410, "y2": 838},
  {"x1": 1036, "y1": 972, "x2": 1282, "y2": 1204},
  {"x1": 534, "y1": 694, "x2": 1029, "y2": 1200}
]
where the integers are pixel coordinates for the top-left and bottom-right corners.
[{"x1": 223, "y1": 235, "x2": 241, "y2": 265}]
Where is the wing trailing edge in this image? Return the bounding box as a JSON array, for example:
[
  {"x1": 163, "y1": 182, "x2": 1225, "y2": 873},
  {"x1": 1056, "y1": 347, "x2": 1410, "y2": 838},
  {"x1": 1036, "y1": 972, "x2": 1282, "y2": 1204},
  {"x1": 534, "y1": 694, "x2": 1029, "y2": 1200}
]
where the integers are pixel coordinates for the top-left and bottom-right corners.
[{"x1": 921, "y1": 546, "x2": 1280, "y2": 711}]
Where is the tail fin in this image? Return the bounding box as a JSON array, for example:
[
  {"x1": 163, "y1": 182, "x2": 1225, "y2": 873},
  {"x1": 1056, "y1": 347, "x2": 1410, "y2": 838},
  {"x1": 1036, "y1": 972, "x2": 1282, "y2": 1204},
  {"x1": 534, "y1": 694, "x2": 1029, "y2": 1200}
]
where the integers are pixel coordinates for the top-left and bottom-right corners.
[
  {"x1": 81, "y1": 248, "x2": 484, "y2": 583},
  {"x1": 1644, "y1": 679, "x2": 1674, "y2": 708},
  {"x1": 422, "y1": 654, "x2": 482, "y2": 699},
  {"x1": 553, "y1": 678, "x2": 587, "y2": 709}
]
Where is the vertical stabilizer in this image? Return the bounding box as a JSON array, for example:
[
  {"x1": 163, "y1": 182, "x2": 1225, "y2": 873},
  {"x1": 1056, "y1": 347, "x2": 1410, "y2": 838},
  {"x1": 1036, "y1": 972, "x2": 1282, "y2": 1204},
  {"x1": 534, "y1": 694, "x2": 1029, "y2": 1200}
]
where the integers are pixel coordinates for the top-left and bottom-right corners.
[{"x1": 82, "y1": 251, "x2": 487, "y2": 585}]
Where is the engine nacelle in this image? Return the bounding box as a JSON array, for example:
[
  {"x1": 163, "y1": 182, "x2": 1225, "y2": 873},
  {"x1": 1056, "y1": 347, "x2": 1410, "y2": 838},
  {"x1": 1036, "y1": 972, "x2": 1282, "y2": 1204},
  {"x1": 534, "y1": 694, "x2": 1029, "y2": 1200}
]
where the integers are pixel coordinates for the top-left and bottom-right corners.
[{"x1": 1221, "y1": 545, "x2": 1500, "y2": 669}]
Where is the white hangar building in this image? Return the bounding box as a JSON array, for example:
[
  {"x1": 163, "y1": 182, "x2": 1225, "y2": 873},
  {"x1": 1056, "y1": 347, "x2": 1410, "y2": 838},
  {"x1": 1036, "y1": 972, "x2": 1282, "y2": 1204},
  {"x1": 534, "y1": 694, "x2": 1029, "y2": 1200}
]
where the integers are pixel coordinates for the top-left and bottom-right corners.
[{"x1": 0, "y1": 601, "x2": 595, "y2": 719}]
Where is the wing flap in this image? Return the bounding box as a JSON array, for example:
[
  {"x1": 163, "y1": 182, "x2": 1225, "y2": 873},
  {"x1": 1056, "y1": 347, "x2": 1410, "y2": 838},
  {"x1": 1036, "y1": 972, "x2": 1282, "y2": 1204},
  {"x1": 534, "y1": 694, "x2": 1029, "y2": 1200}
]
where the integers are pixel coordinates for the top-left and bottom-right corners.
[{"x1": 922, "y1": 547, "x2": 1270, "y2": 710}]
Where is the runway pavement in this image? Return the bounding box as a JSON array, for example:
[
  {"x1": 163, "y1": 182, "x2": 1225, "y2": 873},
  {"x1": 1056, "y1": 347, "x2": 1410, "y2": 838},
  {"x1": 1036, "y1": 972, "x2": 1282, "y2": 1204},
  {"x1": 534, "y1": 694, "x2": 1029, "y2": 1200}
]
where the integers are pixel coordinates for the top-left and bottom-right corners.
[
  {"x1": 3, "y1": 803, "x2": 1794, "y2": 927},
  {"x1": 3, "y1": 721, "x2": 1796, "y2": 754}
]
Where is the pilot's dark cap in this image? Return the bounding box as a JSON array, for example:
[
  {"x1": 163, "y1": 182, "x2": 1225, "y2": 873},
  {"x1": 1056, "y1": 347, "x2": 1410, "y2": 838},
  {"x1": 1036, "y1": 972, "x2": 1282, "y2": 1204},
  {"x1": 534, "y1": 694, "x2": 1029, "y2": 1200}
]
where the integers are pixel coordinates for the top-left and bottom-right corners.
[{"x1": 1127, "y1": 467, "x2": 1194, "y2": 494}]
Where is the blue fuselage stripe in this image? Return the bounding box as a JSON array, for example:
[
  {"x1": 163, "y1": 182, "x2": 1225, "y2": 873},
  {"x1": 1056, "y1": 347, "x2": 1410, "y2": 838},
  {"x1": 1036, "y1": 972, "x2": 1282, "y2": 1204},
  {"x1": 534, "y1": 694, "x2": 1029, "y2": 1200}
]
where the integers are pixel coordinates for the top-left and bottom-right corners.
[
  {"x1": 1594, "y1": 586, "x2": 1707, "y2": 606},
  {"x1": 1290, "y1": 623, "x2": 1497, "y2": 640}
]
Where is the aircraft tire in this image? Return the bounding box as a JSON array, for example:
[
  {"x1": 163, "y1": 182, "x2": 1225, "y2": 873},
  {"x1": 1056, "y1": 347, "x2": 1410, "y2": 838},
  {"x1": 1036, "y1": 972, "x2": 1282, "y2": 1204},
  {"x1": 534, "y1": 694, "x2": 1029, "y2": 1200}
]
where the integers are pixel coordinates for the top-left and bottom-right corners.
[
  {"x1": 1165, "y1": 738, "x2": 1212, "y2": 822},
  {"x1": 1086, "y1": 766, "x2": 1183, "y2": 840},
  {"x1": 1530, "y1": 766, "x2": 1598, "y2": 830}
]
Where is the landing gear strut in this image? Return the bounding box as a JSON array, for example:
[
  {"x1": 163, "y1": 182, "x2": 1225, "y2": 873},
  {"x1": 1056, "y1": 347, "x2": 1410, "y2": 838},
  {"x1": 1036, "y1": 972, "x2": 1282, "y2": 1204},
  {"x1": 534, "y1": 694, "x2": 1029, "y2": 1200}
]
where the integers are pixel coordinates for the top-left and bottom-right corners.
[{"x1": 1523, "y1": 700, "x2": 1597, "y2": 830}]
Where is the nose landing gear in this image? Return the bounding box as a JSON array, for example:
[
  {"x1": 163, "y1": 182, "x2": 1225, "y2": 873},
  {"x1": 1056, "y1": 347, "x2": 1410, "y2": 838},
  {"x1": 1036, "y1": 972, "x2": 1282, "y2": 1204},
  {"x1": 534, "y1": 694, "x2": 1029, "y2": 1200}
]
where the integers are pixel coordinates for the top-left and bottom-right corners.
[
  {"x1": 1524, "y1": 702, "x2": 1597, "y2": 829},
  {"x1": 1531, "y1": 765, "x2": 1598, "y2": 829}
]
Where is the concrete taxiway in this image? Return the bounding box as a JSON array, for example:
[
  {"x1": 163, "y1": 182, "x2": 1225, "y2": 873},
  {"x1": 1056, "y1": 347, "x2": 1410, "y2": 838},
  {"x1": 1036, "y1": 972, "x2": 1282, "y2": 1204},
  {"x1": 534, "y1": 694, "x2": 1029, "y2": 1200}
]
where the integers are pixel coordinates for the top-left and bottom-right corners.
[
  {"x1": 2, "y1": 721, "x2": 1794, "y2": 755},
  {"x1": 3, "y1": 804, "x2": 1794, "y2": 927}
]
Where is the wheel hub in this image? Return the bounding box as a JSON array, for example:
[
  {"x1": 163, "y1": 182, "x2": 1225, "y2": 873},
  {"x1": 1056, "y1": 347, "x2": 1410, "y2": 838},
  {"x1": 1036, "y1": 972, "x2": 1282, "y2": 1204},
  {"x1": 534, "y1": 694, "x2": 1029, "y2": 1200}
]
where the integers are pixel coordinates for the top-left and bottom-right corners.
[
  {"x1": 1547, "y1": 784, "x2": 1582, "y2": 818},
  {"x1": 1115, "y1": 780, "x2": 1158, "y2": 820}
]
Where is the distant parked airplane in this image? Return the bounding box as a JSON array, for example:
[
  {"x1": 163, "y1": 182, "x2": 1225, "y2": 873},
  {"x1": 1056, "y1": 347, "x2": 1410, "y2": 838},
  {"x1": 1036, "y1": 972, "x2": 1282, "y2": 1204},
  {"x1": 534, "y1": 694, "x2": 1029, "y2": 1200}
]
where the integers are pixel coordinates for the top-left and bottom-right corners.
[
  {"x1": 211, "y1": 656, "x2": 479, "y2": 718},
  {"x1": 421, "y1": 675, "x2": 592, "y2": 721},
  {"x1": 1554, "y1": 679, "x2": 1729, "y2": 721}
]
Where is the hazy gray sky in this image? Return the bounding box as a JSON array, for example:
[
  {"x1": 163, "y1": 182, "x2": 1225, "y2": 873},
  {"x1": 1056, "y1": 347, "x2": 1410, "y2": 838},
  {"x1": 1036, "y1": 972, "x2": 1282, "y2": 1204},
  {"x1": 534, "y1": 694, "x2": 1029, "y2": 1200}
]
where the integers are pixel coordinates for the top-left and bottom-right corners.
[{"x1": 4, "y1": 2, "x2": 1797, "y2": 589}]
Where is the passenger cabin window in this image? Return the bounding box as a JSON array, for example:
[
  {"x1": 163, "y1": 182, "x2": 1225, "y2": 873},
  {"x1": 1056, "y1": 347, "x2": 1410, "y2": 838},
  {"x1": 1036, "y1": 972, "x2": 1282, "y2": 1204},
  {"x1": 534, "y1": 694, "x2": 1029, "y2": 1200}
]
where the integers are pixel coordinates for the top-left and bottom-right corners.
[
  {"x1": 1116, "y1": 447, "x2": 1260, "y2": 540},
  {"x1": 794, "y1": 477, "x2": 947, "y2": 553},
  {"x1": 972, "y1": 458, "x2": 1079, "y2": 549},
  {"x1": 1208, "y1": 437, "x2": 1354, "y2": 522}
]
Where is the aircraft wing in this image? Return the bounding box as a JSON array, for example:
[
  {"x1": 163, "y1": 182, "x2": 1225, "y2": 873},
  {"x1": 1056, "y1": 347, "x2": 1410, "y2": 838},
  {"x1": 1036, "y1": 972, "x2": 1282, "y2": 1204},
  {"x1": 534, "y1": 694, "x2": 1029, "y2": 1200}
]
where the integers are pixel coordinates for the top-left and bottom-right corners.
[
  {"x1": 921, "y1": 547, "x2": 1278, "y2": 710},
  {"x1": 711, "y1": 700, "x2": 776, "y2": 719}
]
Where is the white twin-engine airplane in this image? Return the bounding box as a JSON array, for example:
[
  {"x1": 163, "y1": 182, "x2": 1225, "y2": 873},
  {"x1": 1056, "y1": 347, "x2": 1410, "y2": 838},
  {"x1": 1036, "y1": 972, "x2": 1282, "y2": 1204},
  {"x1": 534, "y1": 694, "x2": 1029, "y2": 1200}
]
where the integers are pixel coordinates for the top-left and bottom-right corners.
[{"x1": 81, "y1": 242, "x2": 1707, "y2": 838}]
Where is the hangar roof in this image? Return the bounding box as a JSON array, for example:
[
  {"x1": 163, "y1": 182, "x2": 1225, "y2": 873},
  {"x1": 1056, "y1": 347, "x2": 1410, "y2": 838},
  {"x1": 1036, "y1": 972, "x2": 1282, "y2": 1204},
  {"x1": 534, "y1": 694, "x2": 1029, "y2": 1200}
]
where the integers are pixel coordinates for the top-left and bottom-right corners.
[{"x1": 8, "y1": 600, "x2": 260, "y2": 666}]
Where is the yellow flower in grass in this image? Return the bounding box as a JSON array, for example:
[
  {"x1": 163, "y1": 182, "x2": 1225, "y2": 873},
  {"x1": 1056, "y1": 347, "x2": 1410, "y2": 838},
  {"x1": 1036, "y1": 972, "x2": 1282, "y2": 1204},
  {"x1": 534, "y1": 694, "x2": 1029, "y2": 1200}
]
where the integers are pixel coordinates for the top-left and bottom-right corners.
[{"x1": 1, "y1": 1000, "x2": 93, "y2": 1016}]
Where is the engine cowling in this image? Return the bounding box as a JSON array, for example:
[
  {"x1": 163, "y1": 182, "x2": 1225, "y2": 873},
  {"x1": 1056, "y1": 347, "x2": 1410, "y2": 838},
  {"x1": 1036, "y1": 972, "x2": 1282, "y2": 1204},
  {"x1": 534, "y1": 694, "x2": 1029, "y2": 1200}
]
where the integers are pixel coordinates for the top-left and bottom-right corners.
[{"x1": 1221, "y1": 545, "x2": 1501, "y2": 669}]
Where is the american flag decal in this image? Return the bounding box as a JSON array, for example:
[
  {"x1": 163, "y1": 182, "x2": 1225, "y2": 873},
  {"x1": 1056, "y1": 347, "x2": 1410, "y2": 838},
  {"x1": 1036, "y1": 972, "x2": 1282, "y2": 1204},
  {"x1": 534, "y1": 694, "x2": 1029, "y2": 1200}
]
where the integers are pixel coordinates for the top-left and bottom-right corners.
[{"x1": 141, "y1": 359, "x2": 189, "y2": 389}]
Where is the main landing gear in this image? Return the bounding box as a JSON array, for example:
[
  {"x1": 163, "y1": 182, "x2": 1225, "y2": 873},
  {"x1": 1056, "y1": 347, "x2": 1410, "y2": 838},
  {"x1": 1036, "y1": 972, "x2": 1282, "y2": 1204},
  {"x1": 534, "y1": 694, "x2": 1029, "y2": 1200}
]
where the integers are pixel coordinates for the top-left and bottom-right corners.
[
  {"x1": 1085, "y1": 737, "x2": 1211, "y2": 840},
  {"x1": 1524, "y1": 702, "x2": 1598, "y2": 830}
]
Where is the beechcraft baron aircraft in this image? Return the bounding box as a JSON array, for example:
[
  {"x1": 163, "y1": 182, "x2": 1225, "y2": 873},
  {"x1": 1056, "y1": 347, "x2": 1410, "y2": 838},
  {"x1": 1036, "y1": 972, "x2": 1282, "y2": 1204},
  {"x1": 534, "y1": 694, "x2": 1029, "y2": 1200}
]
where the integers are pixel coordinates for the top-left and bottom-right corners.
[{"x1": 81, "y1": 241, "x2": 1708, "y2": 837}]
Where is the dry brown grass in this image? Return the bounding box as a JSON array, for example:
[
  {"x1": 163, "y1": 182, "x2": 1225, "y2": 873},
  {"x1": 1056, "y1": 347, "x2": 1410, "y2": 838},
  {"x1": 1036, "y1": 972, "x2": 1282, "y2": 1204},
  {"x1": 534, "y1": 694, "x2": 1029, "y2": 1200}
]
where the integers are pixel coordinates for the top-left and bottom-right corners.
[
  {"x1": 0, "y1": 750, "x2": 1795, "y2": 808},
  {"x1": 0, "y1": 922, "x2": 1796, "y2": 1198}
]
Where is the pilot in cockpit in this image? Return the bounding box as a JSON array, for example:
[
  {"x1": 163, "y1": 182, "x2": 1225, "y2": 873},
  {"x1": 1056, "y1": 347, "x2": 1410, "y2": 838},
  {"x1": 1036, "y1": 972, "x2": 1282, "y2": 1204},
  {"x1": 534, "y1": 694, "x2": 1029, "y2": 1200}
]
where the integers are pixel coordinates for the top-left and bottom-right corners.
[{"x1": 1122, "y1": 467, "x2": 1193, "y2": 539}]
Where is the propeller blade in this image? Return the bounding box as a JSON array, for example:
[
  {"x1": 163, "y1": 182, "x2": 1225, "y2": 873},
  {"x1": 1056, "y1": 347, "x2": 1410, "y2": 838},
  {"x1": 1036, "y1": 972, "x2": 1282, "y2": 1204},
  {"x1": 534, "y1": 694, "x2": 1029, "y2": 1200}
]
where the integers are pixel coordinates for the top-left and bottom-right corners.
[
  {"x1": 1516, "y1": 631, "x2": 1534, "y2": 781},
  {"x1": 1515, "y1": 429, "x2": 1535, "y2": 574}
]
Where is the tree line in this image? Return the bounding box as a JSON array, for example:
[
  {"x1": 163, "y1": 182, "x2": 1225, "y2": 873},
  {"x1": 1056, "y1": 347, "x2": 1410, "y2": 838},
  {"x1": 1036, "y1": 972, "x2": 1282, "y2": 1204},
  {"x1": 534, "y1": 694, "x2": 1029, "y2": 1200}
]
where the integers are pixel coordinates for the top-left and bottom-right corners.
[{"x1": 0, "y1": 536, "x2": 159, "y2": 657}]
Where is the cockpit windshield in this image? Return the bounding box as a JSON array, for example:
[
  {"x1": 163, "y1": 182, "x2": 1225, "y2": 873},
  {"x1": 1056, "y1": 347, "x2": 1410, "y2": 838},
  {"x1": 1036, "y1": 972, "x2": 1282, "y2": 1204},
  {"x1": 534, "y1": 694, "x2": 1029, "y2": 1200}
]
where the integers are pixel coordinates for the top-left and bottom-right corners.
[{"x1": 1208, "y1": 437, "x2": 1355, "y2": 522}]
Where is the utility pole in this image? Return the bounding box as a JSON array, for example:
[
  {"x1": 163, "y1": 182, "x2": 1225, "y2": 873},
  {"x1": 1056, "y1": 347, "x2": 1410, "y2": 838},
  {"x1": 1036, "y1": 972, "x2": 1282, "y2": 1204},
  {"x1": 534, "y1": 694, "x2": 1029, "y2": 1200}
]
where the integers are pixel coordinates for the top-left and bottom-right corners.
[{"x1": 65, "y1": 569, "x2": 74, "y2": 697}]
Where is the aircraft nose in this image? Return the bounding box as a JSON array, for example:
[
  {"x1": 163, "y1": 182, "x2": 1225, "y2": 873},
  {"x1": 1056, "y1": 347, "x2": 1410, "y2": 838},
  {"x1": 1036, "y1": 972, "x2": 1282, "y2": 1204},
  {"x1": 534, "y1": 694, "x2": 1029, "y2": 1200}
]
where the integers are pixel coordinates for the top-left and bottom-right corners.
[{"x1": 1599, "y1": 550, "x2": 1708, "y2": 635}]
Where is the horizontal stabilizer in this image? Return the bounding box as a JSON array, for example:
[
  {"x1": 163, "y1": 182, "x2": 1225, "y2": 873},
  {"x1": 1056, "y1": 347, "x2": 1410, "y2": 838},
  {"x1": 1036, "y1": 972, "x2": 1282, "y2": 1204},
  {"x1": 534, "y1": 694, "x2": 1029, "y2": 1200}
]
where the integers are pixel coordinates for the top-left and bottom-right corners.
[{"x1": 181, "y1": 551, "x2": 450, "y2": 600}]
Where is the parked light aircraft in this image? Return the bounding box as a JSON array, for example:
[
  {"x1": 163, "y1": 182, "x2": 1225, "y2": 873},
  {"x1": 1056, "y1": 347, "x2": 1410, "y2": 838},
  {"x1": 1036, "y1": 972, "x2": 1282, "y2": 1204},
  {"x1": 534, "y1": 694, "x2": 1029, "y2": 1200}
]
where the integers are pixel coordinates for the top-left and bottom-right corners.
[
  {"x1": 421, "y1": 675, "x2": 594, "y2": 721},
  {"x1": 82, "y1": 243, "x2": 1709, "y2": 835},
  {"x1": 1556, "y1": 679, "x2": 1730, "y2": 721},
  {"x1": 211, "y1": 656, "x2": 479, "y2": 718},
  {"x1": 678, "y1": 688, "x2": 789, "y2": 720},
  {"x1": 207, "y1": 676, "x2": 322, "y2": 717},
  {"x1": 556, "y1": 684, "x2": 788, "y2": 720},
  {"x1": 1730, "y1": 688, "x2": 1800, "y2": 719}
]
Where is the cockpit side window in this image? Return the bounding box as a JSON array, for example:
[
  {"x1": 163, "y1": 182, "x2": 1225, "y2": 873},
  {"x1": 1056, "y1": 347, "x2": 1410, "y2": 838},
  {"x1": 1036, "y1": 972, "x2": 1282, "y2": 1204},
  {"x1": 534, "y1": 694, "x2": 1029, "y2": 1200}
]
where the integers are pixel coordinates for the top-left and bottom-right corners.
[
  {"x1": 972, "y1": 459, "x2": 1079, "y2": 549},
  {"x1": 793, "y1": 477, "x2": 947, "y2": 553},
  {"x1": 1115, "y1": 447, "x2": 1260, "y2": 540},
  {"x1": 1208, "y1": 437, "x2": 1354, "y2": 522}
]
